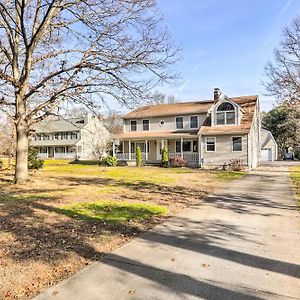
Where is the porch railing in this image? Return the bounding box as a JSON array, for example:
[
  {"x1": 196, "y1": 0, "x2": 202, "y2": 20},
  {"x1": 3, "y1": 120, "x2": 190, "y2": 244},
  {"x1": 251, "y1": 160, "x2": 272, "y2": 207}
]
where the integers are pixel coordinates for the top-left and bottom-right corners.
[
  {"x1": 37, "y1": 153, "x2": 48, "y2": 159},
  {"x1": 115, "y1": 153, "x2": 147, "y2": 161},
  {"x1": 54, "y1": 152, "x2": 77, "y2": 159},
  {"x1": 168, "y1": 152, "x2": 199, "y2": 162},
  {"x1": 115, "y1": 152, "x2": 199, "y2": 162}
]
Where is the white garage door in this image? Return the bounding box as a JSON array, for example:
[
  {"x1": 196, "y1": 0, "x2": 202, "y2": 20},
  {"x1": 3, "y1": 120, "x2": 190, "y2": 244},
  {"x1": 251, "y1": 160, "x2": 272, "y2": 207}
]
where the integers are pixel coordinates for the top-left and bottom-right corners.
[{"x1": 261, "y1": 148, "x2": 273, "y2": 161}]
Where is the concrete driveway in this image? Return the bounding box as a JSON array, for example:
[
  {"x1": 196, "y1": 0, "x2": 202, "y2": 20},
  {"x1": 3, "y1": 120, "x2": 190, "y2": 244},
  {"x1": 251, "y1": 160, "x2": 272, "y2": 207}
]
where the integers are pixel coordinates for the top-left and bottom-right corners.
[{"x1": 36, "y1": 164, "x2": 300, "y2": 300}]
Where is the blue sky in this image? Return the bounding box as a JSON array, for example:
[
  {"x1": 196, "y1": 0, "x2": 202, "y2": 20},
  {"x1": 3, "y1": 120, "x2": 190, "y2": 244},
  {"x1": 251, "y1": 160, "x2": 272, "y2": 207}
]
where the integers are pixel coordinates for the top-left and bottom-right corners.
[{"x1": 154, "y1": 0, "x2": 299, "y2": 112}]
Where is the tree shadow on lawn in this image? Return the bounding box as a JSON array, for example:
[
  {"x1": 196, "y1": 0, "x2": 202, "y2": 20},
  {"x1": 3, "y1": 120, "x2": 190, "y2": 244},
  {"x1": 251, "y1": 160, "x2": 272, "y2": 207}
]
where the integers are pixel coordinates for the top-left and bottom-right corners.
[{"x1": 60, "y1": 175, "x2": 293, "y2": 216}]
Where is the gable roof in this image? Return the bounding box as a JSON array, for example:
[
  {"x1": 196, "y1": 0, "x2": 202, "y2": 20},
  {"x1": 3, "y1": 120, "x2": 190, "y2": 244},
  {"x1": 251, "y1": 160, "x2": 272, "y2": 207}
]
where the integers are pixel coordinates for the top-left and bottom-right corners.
[
  {"x1": 199, "y1": 95, "x2": 258, "y2": 135},
  {"x1": 123, "y1": 95, "x2": 258, "y2": 120},
  {"x1": 32, "y1": 117, "x2": 87, "y2": 133},
  {"x1": 123, "y1": 100, "x2": 213, "y2": 119}
]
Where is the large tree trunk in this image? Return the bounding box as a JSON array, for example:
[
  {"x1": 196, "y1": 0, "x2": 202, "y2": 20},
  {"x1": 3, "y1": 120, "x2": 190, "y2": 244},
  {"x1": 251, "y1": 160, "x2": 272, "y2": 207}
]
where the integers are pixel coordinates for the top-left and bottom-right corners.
[
  {"x1": 14, "y1": 96, "x2": 29, "y2": 184},
  {"x1": 15, "y1": 119, "x2": 29, "y2": 183}
]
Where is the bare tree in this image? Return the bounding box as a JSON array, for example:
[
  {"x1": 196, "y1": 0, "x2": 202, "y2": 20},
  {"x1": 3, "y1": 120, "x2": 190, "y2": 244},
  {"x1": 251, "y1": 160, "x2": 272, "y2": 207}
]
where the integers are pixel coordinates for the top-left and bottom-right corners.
[
  {"x1": 104, "y1": 111, "x2": 123, "y2": 135},
  {"x1": 0, "y1": 0, "x2": 179, "y2": 183},
  {"x1": 265, "y1": 16, "x2": 300, "y2": 106}
]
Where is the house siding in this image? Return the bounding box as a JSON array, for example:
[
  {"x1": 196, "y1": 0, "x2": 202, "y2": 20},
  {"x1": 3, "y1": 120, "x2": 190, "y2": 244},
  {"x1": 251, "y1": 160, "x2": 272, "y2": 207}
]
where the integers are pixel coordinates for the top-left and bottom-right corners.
[
  {"x1": 202, "y1": 134, "x2": 248, "y2": 167},
  {"x1": 123, "y1": 114, "x2": 207, "y2": 133}
]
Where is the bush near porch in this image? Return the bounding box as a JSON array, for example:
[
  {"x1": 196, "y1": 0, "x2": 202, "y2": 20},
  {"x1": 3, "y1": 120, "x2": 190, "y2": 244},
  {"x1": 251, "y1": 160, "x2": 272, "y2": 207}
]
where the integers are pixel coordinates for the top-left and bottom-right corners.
[{"x1": 0, "y1": 160, "x2": 244, "y2": 299}]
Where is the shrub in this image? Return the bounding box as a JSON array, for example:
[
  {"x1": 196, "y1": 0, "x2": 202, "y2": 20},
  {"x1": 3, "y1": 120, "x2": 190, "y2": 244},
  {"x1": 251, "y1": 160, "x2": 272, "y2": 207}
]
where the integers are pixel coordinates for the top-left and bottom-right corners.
[
  {"x1": 169, "y1": 156, "x2": 187, "y2": 168},
  {"x1": 227, "y1": 159, "x2": 245, "y2": 171},
  {"x1": 294, "y1": 149, "x2": 300, "y2": 160},
  {"x1": 100, "y1": 155, "x2": 117, "y2": 166},
  {"x1": 136, "y1": 146, "x2": 142, "y2": 167},
  {"x1": 28, "y1": 147, "x2": 44, "y2": 170},
  {"x1": 160, "y1": 146, "x2": 169, "y2": 167}
]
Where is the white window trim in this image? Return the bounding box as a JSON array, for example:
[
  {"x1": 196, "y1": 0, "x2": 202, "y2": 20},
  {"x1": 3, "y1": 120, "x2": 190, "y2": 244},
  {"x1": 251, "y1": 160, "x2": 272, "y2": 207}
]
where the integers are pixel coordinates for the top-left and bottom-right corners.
[
  {"x1": 205, "y1": 137, "x2": 216, "y2": 152},
  {"x1": 130, "y1": 119, "x2": 137, "y2": 132},
  {"x1": 232, "y1": 136, "x2": 243, "y2": 152},
  {"x1": 142, "y1": 119, "x2": 150, "y2": 131},
  {"x1": 190, "y1": 115, "x2": 199, "y2": 129},
  {"x1": 175, "y1": 116, "x2": 184, "y2": 129}
]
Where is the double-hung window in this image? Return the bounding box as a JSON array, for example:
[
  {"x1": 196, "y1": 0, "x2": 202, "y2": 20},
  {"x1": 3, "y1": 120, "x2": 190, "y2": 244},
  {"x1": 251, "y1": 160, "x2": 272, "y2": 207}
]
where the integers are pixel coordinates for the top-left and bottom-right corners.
[
  {"x1": 190, "y1": 116, "x2": 198, "y2": 129},
  {"x1": 206, "y1": 137, "x2": 216, "y2": 152},
  {"x1": 232, "y1": 137, "x2": 242, "y2": 152},
  {"x1": 176, "y1": 116, "x2": 183, "y2": 129},
  {"x1": 130, "y1": 120, "x2": 137, "y2": 132},
  {"x1": 143, "y1": 120, "x2": 149, "y2": 131}
]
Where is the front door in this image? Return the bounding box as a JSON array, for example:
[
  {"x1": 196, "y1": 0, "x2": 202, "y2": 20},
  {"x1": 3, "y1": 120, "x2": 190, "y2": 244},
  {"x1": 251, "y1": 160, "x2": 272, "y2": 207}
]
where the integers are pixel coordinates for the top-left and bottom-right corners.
[{"x1": 48, "y1": 147, "x2": 54, "y2": 158}]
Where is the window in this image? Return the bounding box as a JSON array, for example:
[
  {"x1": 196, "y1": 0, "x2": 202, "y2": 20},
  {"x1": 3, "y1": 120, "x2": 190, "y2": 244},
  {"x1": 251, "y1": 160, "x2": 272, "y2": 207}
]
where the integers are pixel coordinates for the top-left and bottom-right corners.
[
  {"x1": 190, "y1": 116, "x2": 198, "y2": 129},
  {"x1": 39, "y1": 147, "x2": 47, "y2": 153},
  {"x1": 143, "y1": 120, "x2": 149, "y2": 131},
  {"x1": 130, "y1": 120, "x2": 137, "y2": 131},
  {"x1": 206, "y1": 137, "x2": 216, "y2": 152},
  {"x1": 71, "y1": 132, "x2": 78, "y2": 139},
  {"x1": 176, "y1": 116, "x2": 183, "y2": 129},
  {"x1": 54, "y1": 133, "x2": 59, "y2": 140},
  {"x1": 216, "y1": 102, "x2": 236, "y2": 125},
  {"x1": 76, "y1": 119, "x2": 84, "y2": 124},
  {"x1": 232, "y1": 137, "x2": 242, "y2": 152},
  {"x1": 159, "y1": 120, "x2": 165, "y2": 127},
  {"x1": 193, "y1": 140, "x2": 198, "y2": 153},
  {"x1": 61, "y1": 132, "x2": 68, "y2": 140},
  {"x1": 176, "y1": 141, "x2": 181, "y2": 153},
  {"x1": 183, "y1": 141, "x2": 191, "y2": 152}
]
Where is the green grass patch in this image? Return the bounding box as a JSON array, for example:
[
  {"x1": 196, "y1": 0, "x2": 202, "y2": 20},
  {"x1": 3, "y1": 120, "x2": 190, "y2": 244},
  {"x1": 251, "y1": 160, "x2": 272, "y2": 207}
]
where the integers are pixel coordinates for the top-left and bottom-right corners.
[
  {"x1": 43, "y1": 160, "x2": 178, "y2": 184},
  {"x1": 215, "y1": 171, "x2": 245, "y2": 181},
  {"x1": 290, "y1": 166, "x2": 300, "y2": 208},
  {"x1": 57, "y1": 201, "x2": 167, "y2": 222}
]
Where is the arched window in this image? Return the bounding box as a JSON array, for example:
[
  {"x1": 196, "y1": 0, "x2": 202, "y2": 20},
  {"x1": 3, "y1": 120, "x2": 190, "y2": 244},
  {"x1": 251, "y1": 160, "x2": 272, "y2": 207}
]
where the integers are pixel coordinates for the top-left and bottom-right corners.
[{"x1": 216, "y1": 102, "x2": 236, "y2": 125}]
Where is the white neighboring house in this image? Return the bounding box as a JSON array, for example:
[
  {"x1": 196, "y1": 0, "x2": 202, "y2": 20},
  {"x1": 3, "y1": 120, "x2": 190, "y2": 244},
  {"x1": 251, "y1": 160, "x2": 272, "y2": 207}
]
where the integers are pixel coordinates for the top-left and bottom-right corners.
[
  {"x1": 260, "y1": 129, "x2": 278, "y2": 161},
  {"x1": 30, "y1": 113, "x2": 110, "y2": 159}
]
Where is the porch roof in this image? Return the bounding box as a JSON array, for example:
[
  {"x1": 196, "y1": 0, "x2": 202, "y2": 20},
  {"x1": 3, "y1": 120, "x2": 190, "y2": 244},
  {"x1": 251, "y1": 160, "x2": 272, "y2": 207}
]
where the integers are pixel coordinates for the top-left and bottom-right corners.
[
  {"x1": 114, "y1": 130, "x2": 198, "y2": 140},
  {"x1": 30, "y1": 139, "x2": 79, "y2": 147}
]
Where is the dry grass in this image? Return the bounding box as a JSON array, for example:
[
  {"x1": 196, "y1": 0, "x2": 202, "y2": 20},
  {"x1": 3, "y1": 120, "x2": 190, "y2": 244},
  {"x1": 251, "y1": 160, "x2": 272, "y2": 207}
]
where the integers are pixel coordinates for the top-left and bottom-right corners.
[{"x1": 0, "y1": 160, "x2": 243, "y2": 299}]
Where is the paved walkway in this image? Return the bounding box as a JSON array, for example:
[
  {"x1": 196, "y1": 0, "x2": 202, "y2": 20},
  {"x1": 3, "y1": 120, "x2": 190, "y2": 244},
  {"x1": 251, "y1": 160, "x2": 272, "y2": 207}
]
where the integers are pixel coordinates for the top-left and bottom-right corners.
[{"x1": 36, "y1": 164, "x2": 300, "y2": 300}]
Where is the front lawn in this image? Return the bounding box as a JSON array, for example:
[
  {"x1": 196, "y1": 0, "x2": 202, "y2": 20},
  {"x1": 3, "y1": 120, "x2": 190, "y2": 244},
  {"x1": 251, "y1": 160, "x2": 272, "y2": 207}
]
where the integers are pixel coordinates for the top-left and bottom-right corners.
[
  {"x1": 0, "y1": 161, "x2": 244, "y2": 299},
  {"x1": 290, "y1": 166, "x2": 300, "y2": 208}
]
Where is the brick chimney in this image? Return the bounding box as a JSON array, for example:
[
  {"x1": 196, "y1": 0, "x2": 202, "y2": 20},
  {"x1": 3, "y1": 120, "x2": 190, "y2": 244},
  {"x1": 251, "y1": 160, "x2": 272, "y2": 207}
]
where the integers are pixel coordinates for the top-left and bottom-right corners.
[{"x1": 214, "y1": 88, "x2": 221, "y2": 103}]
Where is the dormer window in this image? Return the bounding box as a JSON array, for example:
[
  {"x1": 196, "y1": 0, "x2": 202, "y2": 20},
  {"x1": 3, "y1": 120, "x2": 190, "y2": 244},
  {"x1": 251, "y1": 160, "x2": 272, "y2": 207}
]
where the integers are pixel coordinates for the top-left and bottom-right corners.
[{"x1": 216, "y1": 102, "x2": 235, "y2": 125}]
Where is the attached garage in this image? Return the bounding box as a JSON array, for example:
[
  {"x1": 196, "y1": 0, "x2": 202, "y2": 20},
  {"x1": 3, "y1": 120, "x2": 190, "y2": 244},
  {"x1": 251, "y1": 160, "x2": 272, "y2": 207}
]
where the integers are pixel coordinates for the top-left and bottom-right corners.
[{"x1": 260, "y1": 129, "x2": 278, "y2": 161}]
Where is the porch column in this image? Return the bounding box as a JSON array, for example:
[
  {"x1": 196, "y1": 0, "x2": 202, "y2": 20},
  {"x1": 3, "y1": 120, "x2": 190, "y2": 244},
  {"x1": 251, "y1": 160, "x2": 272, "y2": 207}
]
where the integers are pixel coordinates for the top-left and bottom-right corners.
[
  {"x1": 145, "y1": 139, "x2": 148, "y2": 160},
  {"x1": 198, "y1": 136, "x2": 201, "y2": 167},
  {"x1": 75, "y1": 146, "x2": 78, "y2": 159},
  {"x1": 128, "y1": 140, "x2": 131, "y2": 160},
  {"x1": 161, "y1": 139, "x2": 164, "y2": 150},
  {"x1": 112, "y1": 140, "x2": 116, "y2": 157},
  {"x1": 180, "y1": 138, "x2": 183, "y2": 158},
  {"x1": 54, "y1": 146, "x2": 56, "y2": 158}
]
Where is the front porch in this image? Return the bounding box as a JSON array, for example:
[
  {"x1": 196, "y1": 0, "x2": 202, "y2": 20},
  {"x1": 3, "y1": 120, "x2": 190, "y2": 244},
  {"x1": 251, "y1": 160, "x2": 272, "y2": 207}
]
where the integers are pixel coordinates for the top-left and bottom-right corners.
[
  {"x1": 113, "y1": 138, "x2": 201, "y2": 166},
  {"x1": 36, "y1": 146, "x2": 81, "y2": 159}
]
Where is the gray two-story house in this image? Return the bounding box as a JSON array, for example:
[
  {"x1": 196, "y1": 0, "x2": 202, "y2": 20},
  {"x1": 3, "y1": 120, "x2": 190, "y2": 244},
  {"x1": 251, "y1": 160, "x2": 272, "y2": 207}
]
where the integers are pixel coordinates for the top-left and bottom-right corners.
[
  {"x1": 113, "y1": 88, "x2": 261, "y2": 169},
  {"x1": 30, "y1": 113, "x2": 110, "y2": 160}
]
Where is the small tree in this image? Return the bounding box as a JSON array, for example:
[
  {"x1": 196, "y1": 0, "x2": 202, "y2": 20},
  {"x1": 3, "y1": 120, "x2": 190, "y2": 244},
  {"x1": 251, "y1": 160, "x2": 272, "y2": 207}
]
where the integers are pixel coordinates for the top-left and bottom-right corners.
[
  {"x1": 28, "y1": 148, "x2": 44, "y2": 170},
  {"x1": 161, "y1": 146, "x2": 169, "y2": 167},
  {"x1": 136, "y1": 146, "x2": 142, "y2": 167}
]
